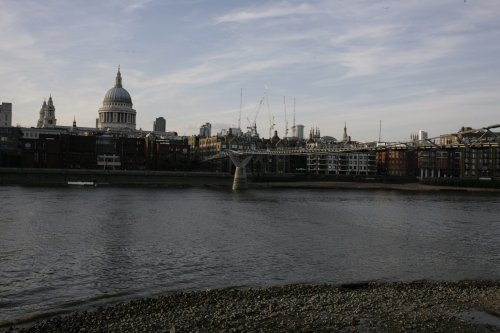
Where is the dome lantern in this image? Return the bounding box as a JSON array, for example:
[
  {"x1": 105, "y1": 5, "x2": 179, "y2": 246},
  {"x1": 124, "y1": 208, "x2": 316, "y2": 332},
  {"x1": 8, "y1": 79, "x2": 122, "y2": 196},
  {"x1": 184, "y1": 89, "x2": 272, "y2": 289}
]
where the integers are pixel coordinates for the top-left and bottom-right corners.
[{"x1": 115, "y1": 65, "x2": 123, "y2": 88}]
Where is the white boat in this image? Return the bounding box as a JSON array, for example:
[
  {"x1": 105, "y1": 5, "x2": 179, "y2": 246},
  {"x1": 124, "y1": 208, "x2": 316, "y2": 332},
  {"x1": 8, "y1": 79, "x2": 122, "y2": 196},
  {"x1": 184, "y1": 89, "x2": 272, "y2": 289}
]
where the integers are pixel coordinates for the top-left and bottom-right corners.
[{"x1": 67, "y1": 181, "x2": 97, "y2": 187}]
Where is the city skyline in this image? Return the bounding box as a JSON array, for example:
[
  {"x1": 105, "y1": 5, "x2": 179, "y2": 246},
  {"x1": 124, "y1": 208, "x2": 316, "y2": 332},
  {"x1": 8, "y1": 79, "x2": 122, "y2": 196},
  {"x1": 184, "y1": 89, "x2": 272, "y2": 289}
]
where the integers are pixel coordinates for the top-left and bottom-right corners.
[{"x1": 1, "y1": 0, "x2": 499, "y2": 141}]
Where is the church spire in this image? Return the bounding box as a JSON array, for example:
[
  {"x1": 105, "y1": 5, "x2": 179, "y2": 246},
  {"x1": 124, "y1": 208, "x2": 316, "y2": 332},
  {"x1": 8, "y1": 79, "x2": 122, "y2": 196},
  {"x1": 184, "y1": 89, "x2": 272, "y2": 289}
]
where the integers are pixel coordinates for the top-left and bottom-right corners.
[
  {"x1": 342, "y1": 122, "x2": 348, "y2": 142},
  {"x1": 115, "y1": 65, "x2": 122, "y2": 88}
]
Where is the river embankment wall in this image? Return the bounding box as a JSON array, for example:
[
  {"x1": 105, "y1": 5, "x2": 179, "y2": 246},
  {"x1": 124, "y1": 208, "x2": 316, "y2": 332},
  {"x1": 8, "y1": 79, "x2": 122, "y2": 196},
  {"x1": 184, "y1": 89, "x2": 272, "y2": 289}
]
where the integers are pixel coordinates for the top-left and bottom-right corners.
[
  {"x1": 1, "y1": 168, "x2": 499, "y2": 191},
  {"x1": 0, "y1": 168, "x2": 233, "y2": 187}
]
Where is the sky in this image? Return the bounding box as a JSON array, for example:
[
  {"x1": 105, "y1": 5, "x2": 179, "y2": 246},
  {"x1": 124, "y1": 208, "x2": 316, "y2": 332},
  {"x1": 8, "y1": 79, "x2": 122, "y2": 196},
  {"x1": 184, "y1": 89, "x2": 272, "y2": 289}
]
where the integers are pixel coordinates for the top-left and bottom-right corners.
[{"x1": 1, "y1": 0, "x2": 499, "y2": 142}]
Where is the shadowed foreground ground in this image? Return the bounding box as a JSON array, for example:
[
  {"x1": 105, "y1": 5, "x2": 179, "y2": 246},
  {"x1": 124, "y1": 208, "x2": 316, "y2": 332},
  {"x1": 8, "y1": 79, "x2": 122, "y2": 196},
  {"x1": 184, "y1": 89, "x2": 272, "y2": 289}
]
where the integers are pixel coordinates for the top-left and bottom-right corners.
[{"x1": 7, "y1": 281, "x2": 500, "y2": 332}]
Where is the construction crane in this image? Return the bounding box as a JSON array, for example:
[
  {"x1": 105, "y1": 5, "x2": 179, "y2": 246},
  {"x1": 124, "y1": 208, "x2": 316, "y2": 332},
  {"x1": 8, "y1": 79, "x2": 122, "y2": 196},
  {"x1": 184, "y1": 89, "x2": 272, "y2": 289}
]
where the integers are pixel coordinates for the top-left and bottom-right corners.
[
  {"x1": 265, "y1": 84, "x2": 275, "y2": 139},
  {"x1": 238, "y1": 88, "x2": 242, "y2": 135},
  {"x1": 283, "y1": 96, "x2": 289, "y2": 138},
  {"x1": 246, "y1": 97, "x2": 264, "y2": 138}
]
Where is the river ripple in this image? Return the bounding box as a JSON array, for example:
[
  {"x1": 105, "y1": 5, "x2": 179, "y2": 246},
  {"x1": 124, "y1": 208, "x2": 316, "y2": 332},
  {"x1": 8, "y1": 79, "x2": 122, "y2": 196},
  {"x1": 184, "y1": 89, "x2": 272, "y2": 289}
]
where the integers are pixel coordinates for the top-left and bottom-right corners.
[{"x1": 0, "y1": 186, "x2": 499, "y2": 324}]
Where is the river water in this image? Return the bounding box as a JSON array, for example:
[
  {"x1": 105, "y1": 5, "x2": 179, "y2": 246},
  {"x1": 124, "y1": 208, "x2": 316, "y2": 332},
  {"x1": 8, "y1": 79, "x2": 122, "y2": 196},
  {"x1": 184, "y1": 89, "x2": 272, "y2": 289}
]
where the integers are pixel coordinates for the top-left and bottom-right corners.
[{"x1": 0, "y1": 186, "x2": 499, "y2": 325}]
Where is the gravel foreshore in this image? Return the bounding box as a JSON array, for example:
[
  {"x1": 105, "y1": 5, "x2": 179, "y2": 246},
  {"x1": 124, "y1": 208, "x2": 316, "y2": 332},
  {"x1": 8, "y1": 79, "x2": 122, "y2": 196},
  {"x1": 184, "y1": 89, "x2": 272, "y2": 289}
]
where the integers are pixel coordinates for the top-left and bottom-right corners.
[{"x1": 6, "y1": 281, "x2": 500, "y2": 332}]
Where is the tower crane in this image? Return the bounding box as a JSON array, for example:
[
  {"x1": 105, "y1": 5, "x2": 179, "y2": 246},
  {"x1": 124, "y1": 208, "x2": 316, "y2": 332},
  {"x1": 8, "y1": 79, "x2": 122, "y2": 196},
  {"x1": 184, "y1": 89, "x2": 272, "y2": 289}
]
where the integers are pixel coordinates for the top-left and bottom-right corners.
[
  {"x1": 283, "y1": 96, "x2": 289, "y2": 138},
  {"x1": 238, "y1": 88, "x2": 242, "y2": 136},
  {"x1": 246, "y1": 97, "x2": 264, "y2": 137},
  {"x1": 265, "y1": 84, "x2": 275, "y2": 139}
]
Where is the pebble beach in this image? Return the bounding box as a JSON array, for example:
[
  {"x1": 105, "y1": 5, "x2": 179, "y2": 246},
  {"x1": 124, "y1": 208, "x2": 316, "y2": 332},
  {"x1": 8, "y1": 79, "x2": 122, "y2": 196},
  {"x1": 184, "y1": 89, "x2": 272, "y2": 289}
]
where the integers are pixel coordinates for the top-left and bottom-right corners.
[{"x1": 5, "y1": 281, "x2": 500, "y2": 332}]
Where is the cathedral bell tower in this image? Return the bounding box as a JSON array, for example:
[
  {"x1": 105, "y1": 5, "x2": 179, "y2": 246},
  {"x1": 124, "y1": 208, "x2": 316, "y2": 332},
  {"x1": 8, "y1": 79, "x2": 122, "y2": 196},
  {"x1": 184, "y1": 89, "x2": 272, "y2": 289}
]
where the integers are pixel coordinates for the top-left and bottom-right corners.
[{"x1": 37, "y1": 95, "x2": 57, "y2": 128}]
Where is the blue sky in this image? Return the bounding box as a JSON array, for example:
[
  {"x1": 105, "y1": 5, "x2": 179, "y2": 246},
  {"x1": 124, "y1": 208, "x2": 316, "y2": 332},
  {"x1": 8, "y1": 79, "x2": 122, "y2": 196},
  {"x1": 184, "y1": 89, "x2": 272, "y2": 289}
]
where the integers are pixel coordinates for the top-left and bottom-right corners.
[{"x1": 1, "y1": 0, "x2": 499, "y2": 141}]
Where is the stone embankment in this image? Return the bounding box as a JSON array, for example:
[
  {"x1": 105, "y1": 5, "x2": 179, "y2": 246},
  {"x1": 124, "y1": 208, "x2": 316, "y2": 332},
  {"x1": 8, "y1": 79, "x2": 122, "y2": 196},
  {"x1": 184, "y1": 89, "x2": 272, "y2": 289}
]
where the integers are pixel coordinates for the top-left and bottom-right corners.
[{"x1": 8, "y1": 281, "x2": 500, "y2": 332}]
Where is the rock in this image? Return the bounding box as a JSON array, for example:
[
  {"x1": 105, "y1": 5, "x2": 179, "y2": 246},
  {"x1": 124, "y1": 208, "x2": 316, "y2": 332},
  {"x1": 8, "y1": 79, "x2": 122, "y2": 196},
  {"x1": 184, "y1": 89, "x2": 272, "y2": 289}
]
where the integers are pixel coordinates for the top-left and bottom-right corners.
[{"x1": 6, "y1": 281, "x2": 500, "y2": 333}]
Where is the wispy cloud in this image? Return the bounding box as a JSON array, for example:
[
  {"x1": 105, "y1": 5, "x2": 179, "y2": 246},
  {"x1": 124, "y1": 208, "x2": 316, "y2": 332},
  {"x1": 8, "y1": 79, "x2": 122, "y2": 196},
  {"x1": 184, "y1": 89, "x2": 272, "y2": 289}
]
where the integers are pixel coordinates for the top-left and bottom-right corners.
[
  {"x1": 331, "y1": 35, "x2": 464, "y2": 78},
  {"x1": 215, "y1": 2, "x2": 315, "y2": 24},
  {"x1": 331, "y1": 25, "x2": 398, "y2": 45},
  {"x1": 124, "y1": 0, "x2": 154, "y2": 12},
  {"x1": 2, "y1": 0, "x2": 500, "y2": 138},
  {"x1": 136, "y1": 49, "x2": 307, "y2": 92}
]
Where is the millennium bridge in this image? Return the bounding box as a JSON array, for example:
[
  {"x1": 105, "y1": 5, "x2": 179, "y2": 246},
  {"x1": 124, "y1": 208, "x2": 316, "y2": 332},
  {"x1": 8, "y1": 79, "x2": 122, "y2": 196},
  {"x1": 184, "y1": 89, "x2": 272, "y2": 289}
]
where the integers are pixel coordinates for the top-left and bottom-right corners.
[{"x1": 203, "y1": 124, "x2": 500, "y2": 190}]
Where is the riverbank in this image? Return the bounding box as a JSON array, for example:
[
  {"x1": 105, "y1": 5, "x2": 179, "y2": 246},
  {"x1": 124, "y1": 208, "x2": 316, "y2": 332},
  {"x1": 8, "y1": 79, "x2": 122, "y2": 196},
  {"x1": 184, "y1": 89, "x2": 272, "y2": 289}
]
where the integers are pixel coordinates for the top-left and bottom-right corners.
[
  {"x1": 6, "y1": 281, "x2": 500, "y2": 332},
  {"x1": 0, "y1": 168, "x2": 233, "y2": 187},
  {"x1": 251, "y1": 180, "x2": 500, "y2": 192},
  {"x1": 1, "y1": 168, "x2": 499, "y2": 192}
]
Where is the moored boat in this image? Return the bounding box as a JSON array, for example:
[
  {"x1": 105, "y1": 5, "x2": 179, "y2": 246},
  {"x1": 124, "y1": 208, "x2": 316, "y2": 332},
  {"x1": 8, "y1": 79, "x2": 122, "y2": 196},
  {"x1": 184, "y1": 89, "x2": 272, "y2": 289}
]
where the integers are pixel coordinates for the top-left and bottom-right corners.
[{"x1": 67, "y1": 181, "x2": 97, "y2": 187}]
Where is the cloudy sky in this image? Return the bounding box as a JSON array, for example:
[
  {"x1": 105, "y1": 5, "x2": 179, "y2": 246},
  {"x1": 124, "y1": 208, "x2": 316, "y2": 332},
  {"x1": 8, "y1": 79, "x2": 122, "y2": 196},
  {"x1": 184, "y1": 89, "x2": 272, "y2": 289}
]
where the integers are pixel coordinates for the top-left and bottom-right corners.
[{"x1": 1, "y1": 0, "x2": 499, "y2": 141}]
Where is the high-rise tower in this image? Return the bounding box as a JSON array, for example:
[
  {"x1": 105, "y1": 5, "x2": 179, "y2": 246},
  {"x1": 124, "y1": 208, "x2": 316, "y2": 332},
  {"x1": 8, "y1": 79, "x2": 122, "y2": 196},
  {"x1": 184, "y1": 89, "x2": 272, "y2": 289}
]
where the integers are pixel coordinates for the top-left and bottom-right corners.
[{"x1": 0, "y1": 102, "x2": 12, "y2": 127}]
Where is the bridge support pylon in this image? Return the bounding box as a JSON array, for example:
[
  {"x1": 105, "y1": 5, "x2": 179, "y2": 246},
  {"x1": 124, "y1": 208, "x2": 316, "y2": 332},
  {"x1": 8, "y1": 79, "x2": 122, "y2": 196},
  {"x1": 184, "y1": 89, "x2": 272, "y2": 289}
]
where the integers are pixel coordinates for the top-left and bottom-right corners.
[{"x1": 229, "y1": 153, "x2": 253, "y2": 190}]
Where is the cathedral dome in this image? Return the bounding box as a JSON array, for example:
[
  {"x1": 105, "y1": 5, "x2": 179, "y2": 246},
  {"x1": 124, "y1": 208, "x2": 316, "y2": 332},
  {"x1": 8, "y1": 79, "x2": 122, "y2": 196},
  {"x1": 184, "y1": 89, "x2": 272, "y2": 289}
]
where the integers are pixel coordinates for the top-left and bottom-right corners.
[
  {"x1": 97, "y1": 66, "x2": 137, "y2": 130},
  {"x1": 102, "y1": 66, "x2": 133, "y2": 106},
  {"x1": 103, "y1": 86, "x2": 132, "y2": 105}
]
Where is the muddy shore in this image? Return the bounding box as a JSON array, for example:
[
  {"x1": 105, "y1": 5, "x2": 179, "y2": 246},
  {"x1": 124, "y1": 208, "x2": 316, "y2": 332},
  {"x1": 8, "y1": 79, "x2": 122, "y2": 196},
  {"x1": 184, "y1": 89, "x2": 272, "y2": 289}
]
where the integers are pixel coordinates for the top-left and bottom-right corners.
[
  {"x1": 251, "y1": 181, "x2": 500, "y2": 192},
  {"x1": 6, "y1": 281, "x2": 500, "y2": 332}
]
